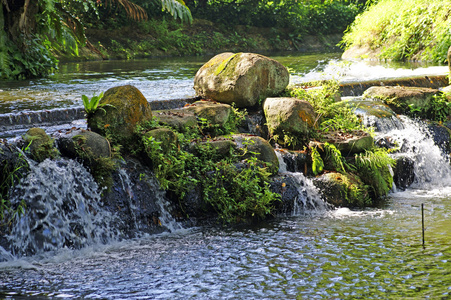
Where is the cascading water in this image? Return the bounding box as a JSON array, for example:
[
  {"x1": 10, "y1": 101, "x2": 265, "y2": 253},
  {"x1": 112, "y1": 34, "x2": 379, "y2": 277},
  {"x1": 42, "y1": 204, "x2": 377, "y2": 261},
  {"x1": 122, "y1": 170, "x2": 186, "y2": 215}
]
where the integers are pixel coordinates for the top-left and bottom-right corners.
[
  {"x1": 2, "y1": 155, "x2": 184, "y2": 260},
  {"x1": 376, "y1": 115, "x2": 451, "y2": 189},
  {"x1": 275, "y1": 151, "x2": 329, "y2": 214},
  {"x1": 7, "y1": 158, "x2": 120, "y2": 257}
]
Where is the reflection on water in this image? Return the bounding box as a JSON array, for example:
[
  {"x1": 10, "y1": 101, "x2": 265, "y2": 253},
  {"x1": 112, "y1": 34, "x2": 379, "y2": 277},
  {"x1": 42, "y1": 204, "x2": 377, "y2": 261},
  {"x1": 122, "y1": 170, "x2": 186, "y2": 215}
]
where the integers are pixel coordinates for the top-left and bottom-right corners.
[
  {"x1": 0, "y1": 189, "x2": 450, "y2": 299},
  {"x1": 0, "y1": 52, "x2": 447, "y2": 114}
]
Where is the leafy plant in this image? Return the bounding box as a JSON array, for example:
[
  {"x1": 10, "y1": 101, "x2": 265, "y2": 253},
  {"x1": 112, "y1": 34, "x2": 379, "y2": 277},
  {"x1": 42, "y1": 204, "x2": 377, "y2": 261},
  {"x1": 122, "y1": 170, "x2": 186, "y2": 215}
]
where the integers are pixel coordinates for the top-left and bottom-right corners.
[
  {"x1": 311, "y1": 146, "x2": 324, "y2": 175},
  {"x1": 82, "y1": 92, "x2": 116, "y2": 116},
  {"x1": 354, "y1": 148, "x2": 396, "y2": 199}
]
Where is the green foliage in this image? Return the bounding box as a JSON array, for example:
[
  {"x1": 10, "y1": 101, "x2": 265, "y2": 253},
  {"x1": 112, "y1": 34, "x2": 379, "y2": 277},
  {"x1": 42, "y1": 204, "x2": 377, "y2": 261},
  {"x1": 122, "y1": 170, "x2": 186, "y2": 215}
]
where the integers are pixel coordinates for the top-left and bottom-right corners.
[
  {"x1": 354, "y1": 148, "x2": 396, "y2": 199},
  {"x1": 82, "y1": 92, "x2": 115, "y2": 117},
  {"x1": 0, "y1": 144, "x2": 30, "y2": 221},
  {"x1": 324, "y1": 142, "x2": 347, "y2": 174},
  {"x1": 311, "y1": 147, "x2": 324, "y2": 175},
  {"x1": 188, "y1": 0, "x2": 362, "y2": 36},
  {"x1": 408, "y1": 93, "x2": 451, "y2": 122},
  {"x1": 290, "y1": 80, "x2": 365, "y2": 134},
  {"x1": 341, "y1": 0, "x2": 451, "y2": 62},
  {"x1": 139, "y1": 115, "x2": 279, "y2": 223}
]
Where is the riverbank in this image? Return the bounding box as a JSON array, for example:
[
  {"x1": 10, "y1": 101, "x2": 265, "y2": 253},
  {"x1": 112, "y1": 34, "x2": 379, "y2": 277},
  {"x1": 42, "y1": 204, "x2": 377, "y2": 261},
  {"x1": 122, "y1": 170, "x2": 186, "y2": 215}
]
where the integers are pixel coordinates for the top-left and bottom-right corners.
[{"x1": 63, "y1": 19, "x2": 343, "y2": 62}]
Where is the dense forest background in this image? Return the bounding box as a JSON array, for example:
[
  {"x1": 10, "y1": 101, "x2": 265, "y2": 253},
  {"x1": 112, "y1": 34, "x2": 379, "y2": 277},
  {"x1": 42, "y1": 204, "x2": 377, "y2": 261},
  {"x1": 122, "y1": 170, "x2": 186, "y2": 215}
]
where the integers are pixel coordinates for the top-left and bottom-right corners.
[
  {"x1": 1, "y1": 0, "x2": 450, "y2": 80},
  {"x1": 0, "y1": 0, "x2": 366, "y2": 79}
]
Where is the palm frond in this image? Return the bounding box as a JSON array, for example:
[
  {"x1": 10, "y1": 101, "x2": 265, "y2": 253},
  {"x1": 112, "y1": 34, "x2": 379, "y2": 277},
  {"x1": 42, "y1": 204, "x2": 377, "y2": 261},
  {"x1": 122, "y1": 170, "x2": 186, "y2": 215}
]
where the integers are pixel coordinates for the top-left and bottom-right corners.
[
  {"x1": 161, "y1": 0, "x2": 192, "y2": 23},
  {"x1": 103, "y1": 0, "x2": 148, "y2": 21}
]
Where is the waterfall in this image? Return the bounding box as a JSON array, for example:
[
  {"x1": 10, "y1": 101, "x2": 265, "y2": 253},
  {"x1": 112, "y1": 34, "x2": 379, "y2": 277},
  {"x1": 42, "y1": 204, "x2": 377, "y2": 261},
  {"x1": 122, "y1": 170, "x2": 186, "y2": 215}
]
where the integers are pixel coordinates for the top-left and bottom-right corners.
[
  {"x1": 7, "y1": 158, "x2": 120, "y2": 257},
  {"x1": 377, "y1": 116, "x2": 451, "y2": 188},
  {"x1": 275, "y1": 151, "x2": 329, "y2": 214},
  {"x1": 3, "y1": 156, "x2": 183, "y2": 259}
]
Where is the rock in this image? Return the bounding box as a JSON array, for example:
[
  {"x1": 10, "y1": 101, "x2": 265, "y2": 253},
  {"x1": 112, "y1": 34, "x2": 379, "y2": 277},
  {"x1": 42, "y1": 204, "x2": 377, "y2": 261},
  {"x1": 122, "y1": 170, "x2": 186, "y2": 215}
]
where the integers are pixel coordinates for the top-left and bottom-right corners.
[
  {"x1": 88, "y1": 85, "x2": 153, "y2": 145},
  {"x1": 23, "y1": 128, "x2": 59, "y2": 162},
  {"x1": 194, "y1": 52, "x2": 289, "y2": 107},
  {"x1": 183, "y1": 100, "x2": 232, "y2": 128},
  {"x1": 311, "y1": 130, "x2": 374, "y2": 155},
  {"x1": 263, "y1": 97, "x2": 316, "y2": 145},
  {"x1": 153, "y1": 110, "x2": 198, "y2": 133},
  {"x1": 338, "y1": 99, "x2": 403, "y2": 131},
  {"x1": 57, "y1": 129, "x2": 111, "y2": 159},
  {"x1": 231, "y1": 134, "x2": 279, "y2": 174},
  {"x1": 270, "y1": 175, "x2": 302, "y2": 214},
  {"x1": 313, "y1": 172, "x2": 371, "y2": 208},
  {"x1": 428, "y1": 123, "x2": 451, "y2": 154},
  {"x1": 143, "y1": 128, "x2": 178, "y2": 154},
  {"x1": 276, "y1": 149, "x2": 308, "y2": 173},
  {"x1": 189, "y1": 138, "x2": 236, "y2": 159},
  {"x1": 363, "y1": 86, "x2": 439, "y2": 114},
  {"x1": 393, "y1": 156, "x2": 415, "y2": 190}
]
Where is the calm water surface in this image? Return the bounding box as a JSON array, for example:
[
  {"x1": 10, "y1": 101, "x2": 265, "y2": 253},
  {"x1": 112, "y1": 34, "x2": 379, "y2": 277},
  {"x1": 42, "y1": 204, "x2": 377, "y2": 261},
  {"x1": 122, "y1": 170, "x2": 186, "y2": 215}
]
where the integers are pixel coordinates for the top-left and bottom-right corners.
[{"x1": 0, "y1": 52, "x2": 447, "y2": 114}]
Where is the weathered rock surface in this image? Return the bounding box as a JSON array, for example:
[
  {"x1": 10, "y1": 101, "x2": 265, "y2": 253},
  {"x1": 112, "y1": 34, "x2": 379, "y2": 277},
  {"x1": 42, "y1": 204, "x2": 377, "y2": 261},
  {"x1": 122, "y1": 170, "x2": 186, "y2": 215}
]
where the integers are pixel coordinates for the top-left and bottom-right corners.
[
  {"x1": 88, "y1": 85, "x2": 152, "y2": 145},
  {"x1": 153, "y1": 110, "x2": 198, "y2": 133},
  {"x1": 23, "y1": 127, "x2": 58, "y2": 162},
  {"x1": 311, "y1": 130, "x2": 374, "y2": 155},
  {"x1": 393, "y1": 156, "x2": 415, "y2": 191},
  {"x1": 143, "y1": 128, "x2": 178, "y2": 154},
  {"x1": 57, "y1": 129, "x2": 111, "y2": 159},
  {"x1": 194, "y1": 52, "x2": 289, "y2": 107},
  {"x1": 183, "y1": 100, "x2": 232, "y2": 127},
  {"x1": 263, "y1": 97, "x2": 316, "y2": 142},
  {"x1": 231, "y1": 134, "x2": 279, "y2": 174},
  {"x1": 363, "y1": 86, "x2": 439, "y2": 114}
]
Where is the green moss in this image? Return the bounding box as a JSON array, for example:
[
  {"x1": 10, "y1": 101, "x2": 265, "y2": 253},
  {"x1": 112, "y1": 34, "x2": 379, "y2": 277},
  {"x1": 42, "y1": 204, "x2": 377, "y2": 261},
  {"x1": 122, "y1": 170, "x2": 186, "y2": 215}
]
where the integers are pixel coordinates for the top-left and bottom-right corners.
[
  {"x1": 23, "y1": 128, "x2": 59, "y2": 162},
  {"x1": 214, "y1": 52, "x2": 240, "y2": 76}
]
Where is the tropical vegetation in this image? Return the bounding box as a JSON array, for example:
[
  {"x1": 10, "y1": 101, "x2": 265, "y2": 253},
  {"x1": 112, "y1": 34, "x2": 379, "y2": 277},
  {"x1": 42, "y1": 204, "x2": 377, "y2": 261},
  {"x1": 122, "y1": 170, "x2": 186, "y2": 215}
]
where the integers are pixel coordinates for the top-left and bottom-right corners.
[
  {"x1": 341, "y1": 0, "x2": 451, "y2": 63},
  {"x1": 1, "y1": 0, "x2": 364, "y2": 80}
]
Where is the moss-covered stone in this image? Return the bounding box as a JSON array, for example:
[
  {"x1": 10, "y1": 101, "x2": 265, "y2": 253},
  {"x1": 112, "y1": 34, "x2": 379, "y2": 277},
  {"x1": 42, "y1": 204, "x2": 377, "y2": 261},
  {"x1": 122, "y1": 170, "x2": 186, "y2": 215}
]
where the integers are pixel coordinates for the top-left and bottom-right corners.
[
  {"x1": 58, "y1": 129, "x2": 111, "y2": 159},
  {"x1": 153, "y1": 110, "x2": 198, "y2": 133},
  {"x1": 23, "y1": 128, "x2": 59, "y2": 162},
  {"x1": 183, "y1": 100, "x2": 232, "y2": 128},
  {"x1": 88, "y1": 85, "x2": 152, "y2": 146},
  {"x1": 363, "y1": 86, "x2": 439, "y2": 114},
  {"x1": 313, "y1": 172, "x2": 370, "y2": 207},
  {"x1": 231, "y1": 134, "x2": 279, "y2": 174},
  {"x1": 194, "y1": 52, "x2": 289, "y2": 107},
  {"x1": 144, "y1": 128, "x2": 178, "y2": 154},
  {"x1": 263, "y1": 97, "x2": 316, "y2": 146}
]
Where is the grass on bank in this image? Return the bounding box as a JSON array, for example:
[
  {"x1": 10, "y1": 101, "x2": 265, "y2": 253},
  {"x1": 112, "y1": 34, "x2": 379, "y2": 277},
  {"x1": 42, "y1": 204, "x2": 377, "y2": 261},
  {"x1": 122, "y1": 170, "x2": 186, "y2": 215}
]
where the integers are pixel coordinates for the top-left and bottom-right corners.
[{"x1": 341, "y1": 0, "x2": 451, "y2": 63}]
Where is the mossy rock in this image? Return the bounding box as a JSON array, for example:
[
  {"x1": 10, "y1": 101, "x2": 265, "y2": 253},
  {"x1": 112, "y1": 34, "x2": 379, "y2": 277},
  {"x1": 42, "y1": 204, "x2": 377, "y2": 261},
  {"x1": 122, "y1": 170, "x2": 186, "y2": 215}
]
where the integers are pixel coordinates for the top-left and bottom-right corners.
[
  {"x1": 23, "y1": 128, "x2": 59, "y2": 162},
  {"x1": 57, "y1": 129, "x2": 111, "y2": 159},
  {"x1": 313, "y1": 172, "x2": 370, "y2": 208},
  {"x1": 263, "y1": 97, "x2": 316, "y2": 146},
  {"x1": 231, "y1": 134, "x2": 279, "y2": 174},
  {"x1": 88, "y1": 85, "x2": 152, "y2": 145},
  {"x1": 189, "y1": 138, "x2": 236, "y2": 160},
  {"x1": 153, "y1": 110, "x2": 198, "y2": 133},
  {"x1": 363, "y1": 86, "x2": 439, "y2": 114},
  {"x1": 144, "y1": 128, "x2": 178, "y2": 154},
  {"x1": 313, "y1": 130, "x2": 374, "y2": 155},
  {"x1": 194, "y1": 52, "x2": 289, "y2": 107},
  {"x1": 183, "y1": 100, "x2": 232, "y2": 128}
]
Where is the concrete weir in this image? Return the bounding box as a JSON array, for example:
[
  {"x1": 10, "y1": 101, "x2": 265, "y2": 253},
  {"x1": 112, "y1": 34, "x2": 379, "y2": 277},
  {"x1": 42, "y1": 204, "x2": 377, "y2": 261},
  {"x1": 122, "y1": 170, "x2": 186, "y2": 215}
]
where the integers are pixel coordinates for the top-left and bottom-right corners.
[{"x1": 339, "y1": 75, "x2": 449, "y2": 96}]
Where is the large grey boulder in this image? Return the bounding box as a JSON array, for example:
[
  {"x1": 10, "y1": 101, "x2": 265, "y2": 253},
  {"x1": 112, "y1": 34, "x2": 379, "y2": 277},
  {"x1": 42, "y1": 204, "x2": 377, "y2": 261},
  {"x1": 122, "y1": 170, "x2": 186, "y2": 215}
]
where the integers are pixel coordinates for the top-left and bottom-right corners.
[
  {"x1": 263, "y1": 97, "x2": 316, "y2": 144},
  {"x1": 194, "y1": 52, "x2": 289, "y2": 107}
]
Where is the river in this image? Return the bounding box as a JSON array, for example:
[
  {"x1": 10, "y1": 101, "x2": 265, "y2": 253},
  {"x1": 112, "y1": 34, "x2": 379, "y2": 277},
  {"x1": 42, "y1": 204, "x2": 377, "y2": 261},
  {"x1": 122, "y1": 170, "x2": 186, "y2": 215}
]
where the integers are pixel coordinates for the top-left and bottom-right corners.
[{"x1": 0, "y1": 53, "x2": 450, "y2": 299}]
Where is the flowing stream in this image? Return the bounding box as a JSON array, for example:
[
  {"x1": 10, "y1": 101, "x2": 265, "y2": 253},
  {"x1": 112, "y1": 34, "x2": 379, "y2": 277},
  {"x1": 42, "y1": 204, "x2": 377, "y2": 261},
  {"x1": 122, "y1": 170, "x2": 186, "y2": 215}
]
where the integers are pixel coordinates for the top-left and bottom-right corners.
[{"x1": 0, "y1": 53, "x2": 451, "y2": 299}]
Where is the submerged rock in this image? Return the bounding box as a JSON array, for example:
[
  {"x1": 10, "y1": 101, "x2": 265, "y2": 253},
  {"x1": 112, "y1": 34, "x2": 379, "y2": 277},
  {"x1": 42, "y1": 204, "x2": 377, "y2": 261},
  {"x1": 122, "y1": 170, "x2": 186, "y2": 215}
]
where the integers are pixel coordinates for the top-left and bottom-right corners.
[{"x1": 194, "y1": 52, "x2": 289, "y2": 107}]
